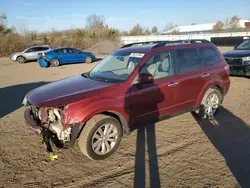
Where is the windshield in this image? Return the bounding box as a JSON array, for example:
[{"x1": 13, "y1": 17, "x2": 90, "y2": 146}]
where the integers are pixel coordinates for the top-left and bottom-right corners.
[
  {"x1": 88, "y1": 51, "x2": 144, "y2": 82},
  {"x1": 236, "y1": 40, "x2": 250, "y2": 50}
]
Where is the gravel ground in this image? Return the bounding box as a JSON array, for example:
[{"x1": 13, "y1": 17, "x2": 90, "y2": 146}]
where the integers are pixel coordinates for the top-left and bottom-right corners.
[{"x1": 1, "y1": 47, "x2": 250, "y2": 188}]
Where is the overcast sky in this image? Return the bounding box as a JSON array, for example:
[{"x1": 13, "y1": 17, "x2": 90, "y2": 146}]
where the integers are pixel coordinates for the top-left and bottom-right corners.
[{"x1": 1, "y1": 0, "x2": 250, "y2": 32}]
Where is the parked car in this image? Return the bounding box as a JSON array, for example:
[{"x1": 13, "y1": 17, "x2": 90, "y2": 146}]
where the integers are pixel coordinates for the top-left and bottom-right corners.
[
  {"x1": 223, "y1": 39, "x2": 250, "y2": 76},
  {"x1": 37, "y1": 47, "x2": 95, "y2": 68},
  {"x1": 10, "y1": 45, "x2": 51, "y2": 63},
  {"x1": 23, "y1": 40, "x2": 230, "y2": 160}
]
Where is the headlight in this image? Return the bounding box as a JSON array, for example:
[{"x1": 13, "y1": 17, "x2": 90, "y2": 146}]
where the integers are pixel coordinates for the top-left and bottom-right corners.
[{"x1": 242, "y1": 56, "x2": 250, "y2": 61}]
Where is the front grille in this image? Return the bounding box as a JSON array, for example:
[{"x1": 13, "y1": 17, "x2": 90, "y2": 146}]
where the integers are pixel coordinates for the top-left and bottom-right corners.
[{"x1": 224, "y1": 57, "x2": 243, "y2": 65}]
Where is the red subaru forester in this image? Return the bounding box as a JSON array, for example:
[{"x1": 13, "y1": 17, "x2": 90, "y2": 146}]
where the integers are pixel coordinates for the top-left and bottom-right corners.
[{"x1": 23, "y1": 40, "x2": 230, "y2": 160}]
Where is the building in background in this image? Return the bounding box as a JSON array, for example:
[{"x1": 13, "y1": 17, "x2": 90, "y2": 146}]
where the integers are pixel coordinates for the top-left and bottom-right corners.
[{"x1": 163, "y1": 20, "x2": 250, "y2": 35}]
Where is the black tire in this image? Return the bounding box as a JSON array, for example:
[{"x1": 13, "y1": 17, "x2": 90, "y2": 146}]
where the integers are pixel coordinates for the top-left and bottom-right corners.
[
  {"x1": 50, "y1": 59, "x2": 60, "y2": 67},
  {"x1": 16, "y1": 56, "x2": 26, "y2": 64},
  {"x1": 78, "y1": 114, "x2": 122, "y2": 160},
  {"x1": 196, "y1": 87, "x2": 222, "y2": 120},
  {"x1": 85, "y1": 56, "x2": 92, "y2": 64}
]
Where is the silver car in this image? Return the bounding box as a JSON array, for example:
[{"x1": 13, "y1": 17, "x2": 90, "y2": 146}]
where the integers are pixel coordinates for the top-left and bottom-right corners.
[{"x1": 10, "y1": 45, "x2": 51, "y2": 63}]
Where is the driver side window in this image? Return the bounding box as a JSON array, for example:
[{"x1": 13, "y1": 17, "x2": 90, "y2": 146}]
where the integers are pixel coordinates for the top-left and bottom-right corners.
[{"x1": 140, "y1": 51, "x2": 174, "y2": 80}]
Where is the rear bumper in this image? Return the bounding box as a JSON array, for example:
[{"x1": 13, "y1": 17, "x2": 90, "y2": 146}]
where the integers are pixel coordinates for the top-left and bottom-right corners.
[
  {"x1": 38, "y1": 58, "x2": 49, "y2": 68},
  {"x1": 229, "y1": 65, "x2": 250, "y2": 76}
]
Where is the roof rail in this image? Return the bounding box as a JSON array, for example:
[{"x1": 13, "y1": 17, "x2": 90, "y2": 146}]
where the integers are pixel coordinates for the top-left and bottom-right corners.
[
  {"x1": 120, "y1": 41, "x2": 162, "y2": 48},
  {"x1": 152, "y1": 39, "x2": 212, "y2": 49},
  {"x1": 120, "y1": 39, "x2": 212, "y2": 49}
]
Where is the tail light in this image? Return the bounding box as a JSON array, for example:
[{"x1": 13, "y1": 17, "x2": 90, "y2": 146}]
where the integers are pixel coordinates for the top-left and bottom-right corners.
[
  {"x1": 41, "y1": 53, "x2": 46, "y2": 58},
  {"x1": 224, "y1": 65, "x2": 230, "y2": 75}
]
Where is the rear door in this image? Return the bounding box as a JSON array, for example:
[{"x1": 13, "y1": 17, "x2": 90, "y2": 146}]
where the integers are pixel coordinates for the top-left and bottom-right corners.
[
  {"x1": 67, "y1": 48, "x2": 83, "y2": 63},
  {"x1": 199, "y1": 47, "x2": 222, "y2": 78},
  {"x1": 175, "y1": 47, "x2": 209, "y2": 110},
  {"x1": 57, "y1": 48, "x2": 72, "y2": 64}
]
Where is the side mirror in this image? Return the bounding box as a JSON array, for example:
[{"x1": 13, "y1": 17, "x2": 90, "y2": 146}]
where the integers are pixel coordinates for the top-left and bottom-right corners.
[
  {"x1": 234, "y1": 45, "x2": 238, "y2": 49},
  {"x1": 138, "y1": 73, "x2": 154, "y2": 84}
]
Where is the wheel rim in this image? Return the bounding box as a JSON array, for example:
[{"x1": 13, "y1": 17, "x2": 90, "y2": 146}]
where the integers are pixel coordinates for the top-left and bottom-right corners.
[
  {"x1": 205, "y1": 92, "x2": 219, "y2": 115},
  {"x1": 17, "y1": 57, "x2": 24, "y2": 63},
  {"x1": 92, "y1": 123, "x2": 118, "y2": 155},
  {"x1": 85, "y1": 57, "x2": 91, "y2": 63},
  {"x1": 52, "y1": 59, "x2": 59, "y2": 66}
]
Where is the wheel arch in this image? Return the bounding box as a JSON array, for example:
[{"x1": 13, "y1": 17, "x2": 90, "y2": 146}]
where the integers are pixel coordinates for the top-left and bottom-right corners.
[
  {"x1": 75, "y1": 110, "x2": 129, "y2": 140},
  {"x1": 16, "y1": 55, "x2": 26, "y2": 62},
  {"x1": 196, "y1": 78, "x2": 224, "y2": 106}
]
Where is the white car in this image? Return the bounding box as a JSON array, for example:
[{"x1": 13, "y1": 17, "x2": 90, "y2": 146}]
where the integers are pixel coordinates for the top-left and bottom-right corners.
[{"x1": 10, "y1": 45, "x2": 52, "y2": 63}]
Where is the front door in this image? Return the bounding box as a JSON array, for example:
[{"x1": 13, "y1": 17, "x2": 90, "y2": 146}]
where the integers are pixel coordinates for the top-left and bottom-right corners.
[{"x1": 129, "y1": 50, "x2": 180, "y2": 125}]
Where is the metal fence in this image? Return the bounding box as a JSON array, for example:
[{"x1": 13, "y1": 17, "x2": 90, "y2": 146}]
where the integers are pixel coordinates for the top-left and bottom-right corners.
[{"x1": 121, "y1": 32, "x2": 250, "y2": 46}]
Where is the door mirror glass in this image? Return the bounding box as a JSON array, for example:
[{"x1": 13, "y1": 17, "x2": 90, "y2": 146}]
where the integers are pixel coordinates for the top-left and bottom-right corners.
[{"x1": 138, "y1": 73, "x2": 154, "y2": 84}]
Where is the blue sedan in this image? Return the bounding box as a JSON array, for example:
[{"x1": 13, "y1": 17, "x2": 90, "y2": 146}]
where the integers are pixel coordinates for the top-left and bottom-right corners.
[{"x1": 37, "y1": 47, "x2": 96, "y2": 68}]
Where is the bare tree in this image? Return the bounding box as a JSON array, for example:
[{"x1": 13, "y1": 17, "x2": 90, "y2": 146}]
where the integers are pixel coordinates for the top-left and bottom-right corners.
[
  {"x1": 0, "y1": 13, "x2": 14, "y2": 35},
  {"x1": 151, "y1": 26, "x2": 158, "y2": 33},
  {"x1": 224, "y1": 18, "x2": 230, "y2": 31},
  {"x1": 86, "y1": 14, "x2": 105, "y2": 30},
  {"x1": 229, "y1": 15, "x2": 241, "y2": 31},
  {"x1": 129, "y1": 24, "x2": 145, "y2": 36},
  {"x1": 164, "y1": 22, "x2": 178, "y2": 32},
  {"x1": 15, "y1": 19, "x2": 29, "y2": 35},
  {"x1": 212, "y1": 21, "x2": 225, "y2": 33}
]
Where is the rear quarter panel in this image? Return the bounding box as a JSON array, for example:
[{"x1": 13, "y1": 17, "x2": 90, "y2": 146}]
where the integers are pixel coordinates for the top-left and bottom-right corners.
[{"x1": 196, "y1": 45, "x2": 230, "y2": 106}]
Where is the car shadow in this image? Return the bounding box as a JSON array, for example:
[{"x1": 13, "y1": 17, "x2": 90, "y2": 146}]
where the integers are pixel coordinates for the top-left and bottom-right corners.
[
  {"x1": 133, "y1": 123, "x2": 161, "y2": 188},
  {"x1": 93, "y1": 57, "x2": 103, "y2": 62},
  {"x1": 192, "y1": 107, "x2": 250, "y2": 187},
  {"x1": 125, "y1": 77, "x2": 163, "y2": 188},
  {"x1": 0, "y1": 82, "x2": 49, "y2": 118}
]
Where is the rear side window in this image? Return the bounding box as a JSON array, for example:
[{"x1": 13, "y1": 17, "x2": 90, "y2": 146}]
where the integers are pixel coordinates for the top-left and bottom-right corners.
[
  {"x1": 176, "y1": 48, "x2": 202, "y2": 74},
  {"x1": 200, "y1": 47, "x2": 220, "y2": 66},
  {"x1": 68, "y1": 48, "x2": 80, "y2": 53},
  {"x1": 54, "y1": 49, "x2": 67, "y2": 53},
  {"x1": 40, "y1": 47, "x2": 49, "y2": 51}
]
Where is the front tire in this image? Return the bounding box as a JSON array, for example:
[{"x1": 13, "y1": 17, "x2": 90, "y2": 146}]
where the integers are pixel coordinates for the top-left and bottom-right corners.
[
  {"x1": 78, "y1": 114, "x2": 122, "y2": 160},
  {"x1": 50, "y1": 59, "x2": 60, "y2": 67},
  {"x1": 197, "y1": 88, "x2": 222, "y2": 120},
  {"x1": 16, "y1": 56, "x2": 26, "y2": 63},
  {"x1": 85, "y1": 56, "x2": 92, "y2": 64}
]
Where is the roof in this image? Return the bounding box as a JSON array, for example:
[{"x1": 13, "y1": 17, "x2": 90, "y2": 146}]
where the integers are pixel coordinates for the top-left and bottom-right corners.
[
  {"x1": 163, "y1": 19, "x2": 250, "y2": 34},
  {"x1": 118, "y1": 40, "x2": 213, "y2": 53}
]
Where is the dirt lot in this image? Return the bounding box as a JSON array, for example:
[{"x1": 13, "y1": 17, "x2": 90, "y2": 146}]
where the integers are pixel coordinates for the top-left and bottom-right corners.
[{"x1": 1, "y1": 47, "x2": 250, "y2": 188}]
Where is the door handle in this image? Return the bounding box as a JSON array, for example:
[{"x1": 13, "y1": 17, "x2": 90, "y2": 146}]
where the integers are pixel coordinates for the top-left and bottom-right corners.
[
  {"x1": 201, "y1": 73, "x2": 210, "y2": 78},
  {"x1": 168, "y1": 82, "x2": 179, "y2": 87}
]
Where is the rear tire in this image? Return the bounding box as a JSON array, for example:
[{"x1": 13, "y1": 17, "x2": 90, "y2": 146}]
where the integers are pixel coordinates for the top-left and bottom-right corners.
[
  {"x1": 85, "y1": 56, "x2": 92, "y2": 64},
  {"x1": 50, "y1": 59, "x2": 60, "y2": 67},
  {"x1": 78, "y1": 114, "x2": 122, "y2": 160},
  {"x1": 16, "y1": 56, "x2": 26, "y2": 64},
  {"x1": 196, "y1": 87, "x2": 222, "y2": 120}
]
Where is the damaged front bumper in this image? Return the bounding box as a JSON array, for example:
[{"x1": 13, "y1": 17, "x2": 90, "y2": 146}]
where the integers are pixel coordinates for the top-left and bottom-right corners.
[{"x1": 24, "y1": 106, "x2": 82, "y2": 153}]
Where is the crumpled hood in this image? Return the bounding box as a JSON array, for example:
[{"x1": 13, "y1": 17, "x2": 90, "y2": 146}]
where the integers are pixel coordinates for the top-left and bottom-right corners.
[
  {"x1": 27, "y1": 75, "x2": 116, "y2": 107},
  {"x1": 223, "y1": 50, "x2": 250, "y2": 57}
]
